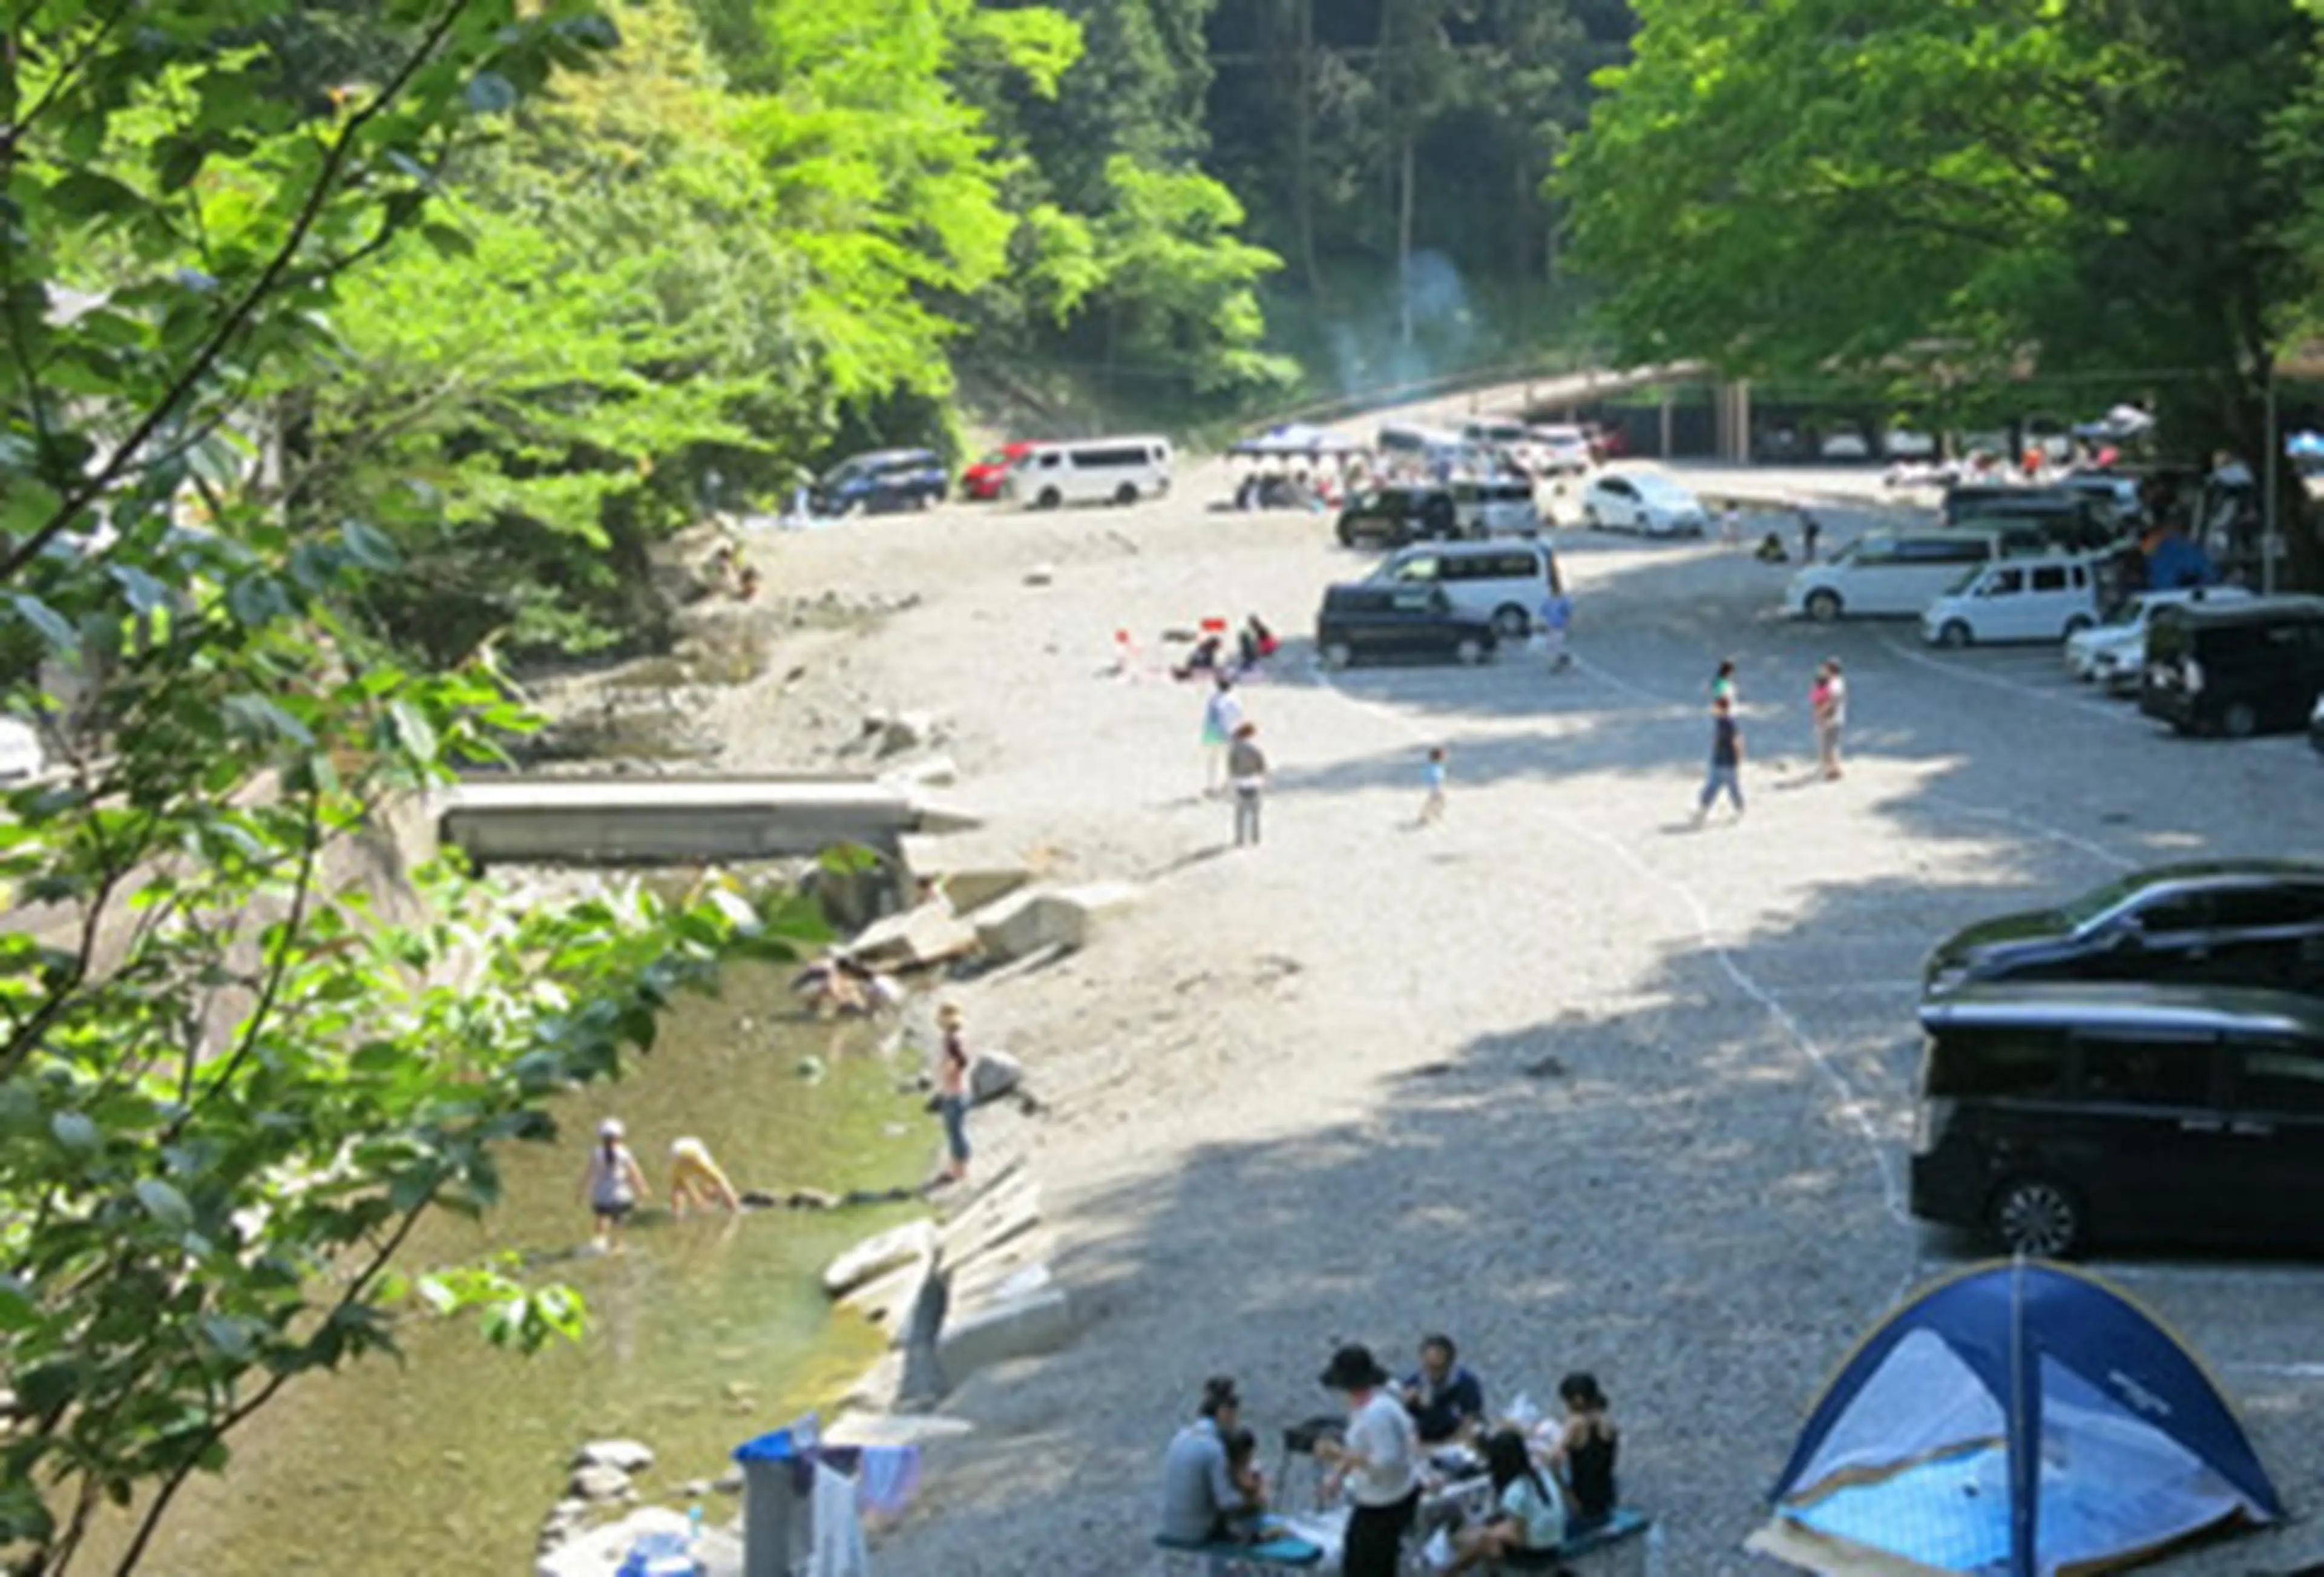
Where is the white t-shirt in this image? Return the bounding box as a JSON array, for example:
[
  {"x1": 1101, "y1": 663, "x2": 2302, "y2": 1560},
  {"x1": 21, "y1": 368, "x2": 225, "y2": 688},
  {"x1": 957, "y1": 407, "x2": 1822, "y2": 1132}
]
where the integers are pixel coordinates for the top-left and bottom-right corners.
[
  {"x1": 1345, "y1": 1391, "x2": 1419, "y2": 1506},
  {"x1": 1825, "y1": 675, "x2": 1847, "y2": 726}
]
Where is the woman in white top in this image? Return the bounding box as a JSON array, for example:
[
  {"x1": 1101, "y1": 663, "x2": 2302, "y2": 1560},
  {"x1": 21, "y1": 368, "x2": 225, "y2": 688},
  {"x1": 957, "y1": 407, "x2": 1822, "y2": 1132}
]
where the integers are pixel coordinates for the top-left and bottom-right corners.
[
  {"x1": 1449, "y1": 1429, "x2": 1564, "y2": 1570},
  {"x1": 579, "y1": 1118, "x2": 649, "y2": 1249},
  {"x1": 1313, "y1": 1345, "x2": 1419, "y2": 1577}
]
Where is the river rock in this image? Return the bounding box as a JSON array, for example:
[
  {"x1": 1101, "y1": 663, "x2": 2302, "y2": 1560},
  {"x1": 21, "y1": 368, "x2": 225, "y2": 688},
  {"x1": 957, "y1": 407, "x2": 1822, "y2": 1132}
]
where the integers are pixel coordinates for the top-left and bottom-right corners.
[
  {"x1": 568, "y1": 1462, "x2": 634, "y2": 1503},
  {"x1": 849, "y1": 900, "x2": 978, "y2": 970},
  {"x1": 968, "y1": 1049, "x2": 1025, "y2": 1105},
  {"x1": 876, "y1": 710, "x2": 938, "y2": 757},
  {"x1": 821, "y1": 1219, "x2": 937, "y2": 1297},
  {"x1": 787, "y1": 1187, "x2": 840, "y2": 1210},
  {"x1": 571, "y1": 1438, "x2": 655, "y2": 1474}
]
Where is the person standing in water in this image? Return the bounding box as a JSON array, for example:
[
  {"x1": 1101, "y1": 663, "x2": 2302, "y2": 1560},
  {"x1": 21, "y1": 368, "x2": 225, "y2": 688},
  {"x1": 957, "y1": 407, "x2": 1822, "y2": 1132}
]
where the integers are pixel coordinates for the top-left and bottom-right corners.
[
  {"x1": 668, "y1": 1136, "x2": 741, "y2": 1216},
  {"x1": 580, "y1": 1118, "x2": 649, "y2": 1249},
  {"x1": 933, "y1": 1002, "x2": 973, "y2": 1187}
]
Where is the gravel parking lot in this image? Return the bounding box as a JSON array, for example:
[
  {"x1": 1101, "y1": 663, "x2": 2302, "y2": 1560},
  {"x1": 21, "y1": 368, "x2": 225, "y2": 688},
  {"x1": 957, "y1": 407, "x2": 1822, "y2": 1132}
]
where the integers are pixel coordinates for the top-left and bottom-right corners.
[{"x1": 734, "y1": 461, "x2": 2324, "y2": 1575}]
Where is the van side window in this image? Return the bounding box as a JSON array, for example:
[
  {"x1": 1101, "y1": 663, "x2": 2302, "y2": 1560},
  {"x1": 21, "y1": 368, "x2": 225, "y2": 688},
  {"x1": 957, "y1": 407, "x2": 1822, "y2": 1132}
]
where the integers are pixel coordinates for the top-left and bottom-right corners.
[
  {"x1": 2032, "y1": 565, "x2": 2069, "y2": 593},
  {"x1": 2212, "y1": 888, "x2": 2324, "y2": 929},
  {"x1": 1926, "y1": 1027, "x2": 2067, "y2": 1098},
  {"x1": 2076, "y1": 1036, "x2": 2211, "y2": 1107},
  {"x1": 2231, "y1": 1044, "x2": 2324, "y2": 1116},
  {"x1": 1393, "y1": 556, "x2": 1442, "y2": 583},
  {"x1": 1983, "y1": 567, "x2": 2026, "y2": 596}
]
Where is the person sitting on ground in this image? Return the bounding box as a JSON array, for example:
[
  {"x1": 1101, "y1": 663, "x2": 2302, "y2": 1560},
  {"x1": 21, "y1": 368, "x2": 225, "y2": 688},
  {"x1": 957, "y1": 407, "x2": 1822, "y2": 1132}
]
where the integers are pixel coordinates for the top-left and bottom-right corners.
[
  {"x1": 1236, "y1": 614, "x2": 1280, "y2": 673},
  {"x1": 1754, "y1": 530, "x2": 1790, "y2": 563},
  {"x1": 668, "y1": 1136, "x2": 741, "y2": 1216},
  {"x1": 1159, "y1": 1377, "x2": 1262, "y2": 1546},
  {"x1": 1402, "y1": 1333, "x2": 1487, "y2": 1447},
  {"x1": 1220, "y1": 1426, "x2": 1275, "y2": 1543},
  {"x1": 1449, "y1": 1428, "x2": 1565, "y2": 1572},
  {"x1": 1544, "y1": 1372, "x2": 1620, "y2": 1533},
  {"x1": 1173, "y1": 633, "x2": 1224, "y2": 681}
]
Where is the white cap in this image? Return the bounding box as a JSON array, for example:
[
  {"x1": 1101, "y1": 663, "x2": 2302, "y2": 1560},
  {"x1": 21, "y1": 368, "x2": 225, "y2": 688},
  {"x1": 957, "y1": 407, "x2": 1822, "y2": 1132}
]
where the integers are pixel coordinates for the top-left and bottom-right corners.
[{"x1": 598, "y1": 1118, "x2": 625, "y2": 1140}]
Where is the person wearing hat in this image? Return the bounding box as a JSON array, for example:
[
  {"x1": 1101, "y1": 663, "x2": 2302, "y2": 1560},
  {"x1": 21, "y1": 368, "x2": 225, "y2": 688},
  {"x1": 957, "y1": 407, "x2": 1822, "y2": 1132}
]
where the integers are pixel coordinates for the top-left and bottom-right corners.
[
  {"x1": 1313, "y1": 1344, "x2": 1420, "y2": 1576},
  {"x1": 1158, "y1": 1377, "x2": 1260, "y2": 1546},
  {"x1": 933, "y1": 1003, "x2": 972, "y2": 1185},
  {"x1": 579, "y1": 1117, "x2": 649, "y2": 1249}
]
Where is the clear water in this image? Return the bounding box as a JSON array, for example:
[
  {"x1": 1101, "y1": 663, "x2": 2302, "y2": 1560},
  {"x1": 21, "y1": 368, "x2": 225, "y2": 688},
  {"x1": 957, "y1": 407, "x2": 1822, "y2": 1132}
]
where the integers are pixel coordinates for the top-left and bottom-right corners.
[{"x1": 132, "y1": 963, "x2": 931, "y2": 1576}]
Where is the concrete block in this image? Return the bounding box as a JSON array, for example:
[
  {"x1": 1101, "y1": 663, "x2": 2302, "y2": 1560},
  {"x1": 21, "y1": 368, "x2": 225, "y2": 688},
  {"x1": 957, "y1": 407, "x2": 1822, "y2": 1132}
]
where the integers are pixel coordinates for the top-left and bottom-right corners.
[
  {"x1": 969, "y1": 881, "x2": 1140, "y2": 963},
  {"x1": 848, "y1": 900, "x2": 978, "y2": 970},
  {"x1": 936, "y1": 1177, "x2": 1041, "y2": 1269},
  {"x1": 947, "y1": 1230, "x2": 1056, "y2": 1307},
  {"x1": 824, "y1": 1410, "x2": 974, "y2": 1449},
  {"x1": 838, "y1": 1249, "x2": 937, "y2": 1335},
  {"x1": 822, "y1": 1219, "x2": 936, "y2": 1298},
  {"x1": 937, "y1": 1287, "x2": 1075, "y2": 1384}
]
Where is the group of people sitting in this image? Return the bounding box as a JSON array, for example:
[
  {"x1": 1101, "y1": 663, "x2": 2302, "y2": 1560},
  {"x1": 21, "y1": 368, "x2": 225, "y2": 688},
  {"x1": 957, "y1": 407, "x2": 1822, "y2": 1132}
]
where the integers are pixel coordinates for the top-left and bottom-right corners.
[
  {"x1": 1159, "y1": 1335, "x2": 1620, "y2": 1576},
  {"x1": 1171, "y1": 616, "x2": 1280, "y2": 682}
]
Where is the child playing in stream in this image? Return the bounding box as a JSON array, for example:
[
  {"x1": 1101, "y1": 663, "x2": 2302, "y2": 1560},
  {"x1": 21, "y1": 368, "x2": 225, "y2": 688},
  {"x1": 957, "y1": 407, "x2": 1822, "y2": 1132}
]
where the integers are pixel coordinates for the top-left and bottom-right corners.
[
  {"x1": 669, "y1": 1135, "x2": 741, "y2": 1216},
  {"x1": 580, "y1": 1118, "x2": 651, "y2": 1250}
]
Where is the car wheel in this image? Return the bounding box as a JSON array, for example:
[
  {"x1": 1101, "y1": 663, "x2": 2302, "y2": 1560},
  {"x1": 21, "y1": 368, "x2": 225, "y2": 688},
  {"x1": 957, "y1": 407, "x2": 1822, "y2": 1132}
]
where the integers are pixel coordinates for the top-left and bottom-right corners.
[
  {"x1": 1454, "y1": 637, "x2": 1485, "y2": 667},
  {"x1": 1037, "y1": 486, "x2": 1062, "y2": 510},
  {"x1": 2063, "y1": 614, "x2": 2093, "y2": 637},
  {"x1": 1990, "y1": 1176, "x2": 2083, "y2": 1258},
  {"x1": 2224, "y1": 701, "x2": 2259, "y2": 738},
  {"x1": 1938, "y1": 620, "x2": 1973, "y2": 649},
  {"x1": 1321, "y1": 640, "x2": 1354, "y2": 671},
  {"x1": 1113, "y1": 482, "x2": 1138, "y2": 506},
  {"x1": 1804, "y1": 590, "x2": 1842, "y2": 624},
  {"x1": 1491, "y1": 604, "x2": 1532, "y2": 639},
  {"x1": 1337, "y1": 527, "x2": 1359, "y2": 548}
]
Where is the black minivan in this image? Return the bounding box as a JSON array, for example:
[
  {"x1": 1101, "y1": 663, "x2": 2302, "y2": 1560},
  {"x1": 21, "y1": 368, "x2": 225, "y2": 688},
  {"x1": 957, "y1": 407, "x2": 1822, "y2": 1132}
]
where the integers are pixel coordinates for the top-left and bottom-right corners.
[
  {"x1": 1909, "y1": 982, "x2": 2324, "y2": 1256},
  {"x1": 2140, "y1": 595, "x2": 2324, "y2": 737}
]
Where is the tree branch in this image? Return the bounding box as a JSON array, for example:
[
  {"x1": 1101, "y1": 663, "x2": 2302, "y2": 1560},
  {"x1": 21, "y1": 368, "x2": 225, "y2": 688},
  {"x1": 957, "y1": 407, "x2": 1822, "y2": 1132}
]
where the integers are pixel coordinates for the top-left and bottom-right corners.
[
  {"x1": 0, "y1": 0, "x2": 136, "y2": 166},
  {"x1": 0, "y1": 0, "x2": 478, "y2": 585}
]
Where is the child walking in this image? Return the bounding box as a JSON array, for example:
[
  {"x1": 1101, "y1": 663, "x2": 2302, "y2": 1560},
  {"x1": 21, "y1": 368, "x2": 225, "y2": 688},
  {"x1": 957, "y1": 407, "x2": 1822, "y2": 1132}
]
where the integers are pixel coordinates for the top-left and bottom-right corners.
[
  {"x1": 1693, "y1": 696, "x2": 1745, "y2": 825},
  {"x1": 580, "y1": 1118, "x2": 649, "y2": 1250},
  {"x1": 1539, "y1": 590, "x2": 1573, "y2": 671},
  {"x1": 1227, "y1": 721, "x2": 1268, "y2": 847},
  {"x1": 1419, "y1": 746, "x2": 1448, "y2": 825}
]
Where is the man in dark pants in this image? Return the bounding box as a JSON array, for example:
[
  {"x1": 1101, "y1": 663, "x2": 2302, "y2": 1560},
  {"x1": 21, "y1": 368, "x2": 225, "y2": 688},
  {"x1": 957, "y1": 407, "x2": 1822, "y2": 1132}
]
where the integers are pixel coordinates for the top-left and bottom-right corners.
[{"x1": 1314, "y1": 1345, "x2": 1420, "y2": 1577}]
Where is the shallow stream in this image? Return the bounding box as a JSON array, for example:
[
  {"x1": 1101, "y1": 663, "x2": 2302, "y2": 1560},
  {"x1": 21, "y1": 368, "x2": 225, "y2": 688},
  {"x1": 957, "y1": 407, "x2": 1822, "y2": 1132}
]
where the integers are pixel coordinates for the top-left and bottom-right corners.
[{"x1": 140, "y1": 961, "x2": 930, "y2": 1576}]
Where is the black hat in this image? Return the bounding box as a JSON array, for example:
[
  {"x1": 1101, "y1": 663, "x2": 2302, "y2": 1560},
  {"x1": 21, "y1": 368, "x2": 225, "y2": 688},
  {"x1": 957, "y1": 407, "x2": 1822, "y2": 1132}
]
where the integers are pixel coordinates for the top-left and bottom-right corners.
[{"x1": 1319, "y1": 1343, "x2": 1390, "y2": 1392}]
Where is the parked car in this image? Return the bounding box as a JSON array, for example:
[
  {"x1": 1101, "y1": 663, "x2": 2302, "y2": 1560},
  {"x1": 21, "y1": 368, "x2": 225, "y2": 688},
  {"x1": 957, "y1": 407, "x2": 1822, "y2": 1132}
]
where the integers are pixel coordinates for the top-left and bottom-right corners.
[
  {"x1": 1785, "y1": 528, "x2": 2015, "y2": 622},
  {"x1": 1337, "y1": 486, "x2": 1459, "y2": 547},
  {"x1": 1460, "y1": 416, "x2": 1529, "y2": 453},
  {"x1": 2311, "y1": 691, "x2": 2324, "y2": 757},
  {"x1": 1451, "y1": 478, "x2": 1543, "y2": 539},
  {"x1": 1923, "y1": 861, "x2": 2324, "y2": 998},
  {"x1": 1002, "y1": 436, "x2": 1172, "y2": 509},
  {"x1": 1920, "y1": 556, "x2": 2102, "y2": 647},
  {"x1": 1819, "y1": 431, "x2": 1872, "y2": 460},
  {"x1": 812, "y1": 448, "x2": 948, "y2": 515},
  {"x1": 1908, "y1": 981, "x2": 2324, "y2": 1256},
  {"x1": 1525, "y1": 424, "x2": 1595, "y2": 476},
  {"x1": 1366, "y1": 538, "x2": 1561, "y2": 638},
  {"x1": 1315, "y1": 584, "x2": 1496, "y2": 670},
  {"x1": 960, "y1": 441, "x2": 1034, "y2": 501},
  {"x1": 1951, "y1": 493, "x2": 2120, "y2": 554},
  {"x1": 2141, "y1": 596, "x2": 2324, "y2": 737},
  {"x1": 2065, "y1": 585, "x2": 2250, "y2": 688},
  {"x1": 1940, "y1": 484, "x2": 2109, "y2": 536},
  {"x1": 1580, "y1": 472, "x2": 1708, "y2": 536},
  {"x1": 2056, "y1": 471, "x2": 2147, "y2": 530}
]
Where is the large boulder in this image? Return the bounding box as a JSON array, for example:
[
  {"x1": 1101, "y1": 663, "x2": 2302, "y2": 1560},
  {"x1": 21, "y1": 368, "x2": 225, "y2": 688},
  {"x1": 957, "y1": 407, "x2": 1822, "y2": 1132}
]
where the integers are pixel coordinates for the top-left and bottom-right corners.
[
  {"x1": 821, "y1": 1218, "x2": 937, "y2": 1298},
  {"x1": 968, "y1": 1049, "x2": 1025, "y2": 1106},
  {"x1": 571, "y1": 1438, "x2": 655, "y2": 1474},
  {"x1": 969, "y1": 881, "x2": 1138, "y2": 963}
]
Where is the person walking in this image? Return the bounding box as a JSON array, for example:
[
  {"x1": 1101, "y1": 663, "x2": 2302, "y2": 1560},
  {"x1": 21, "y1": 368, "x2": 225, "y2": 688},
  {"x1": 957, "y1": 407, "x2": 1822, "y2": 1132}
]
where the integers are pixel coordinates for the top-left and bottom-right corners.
[
  {"x1": 1201, "y1": 676, "x2": 1242, "y2": 797},
  {"x1": 1813, "y1": 658, "x2": 1847, "y2": 779},
  {"x1": 933, "y1": 1002, "x2": 973, "y2": 1187},
  {"x1": 1693, "y1": 696, "x2": 1745, "y2": 825},
  {"x1": 1227, "y1": 722, "x2": 1267, "y2": 848},
  {"x1": 1799, "y1": 509, "x2": 1822, "y2": 564},
  {"x1": 1539, "y1": 588, "x2": 1573, "y2": 671},
  {"x1": 1314, "y1": 1345, "x2": 1421, "y2": 1577},
  {"x1": 1418, "y1": 746, "x2": 1448, "y2": 826},
  {"x1": 1709, "y1": 657, "x2": 1739, "y2": 707}
]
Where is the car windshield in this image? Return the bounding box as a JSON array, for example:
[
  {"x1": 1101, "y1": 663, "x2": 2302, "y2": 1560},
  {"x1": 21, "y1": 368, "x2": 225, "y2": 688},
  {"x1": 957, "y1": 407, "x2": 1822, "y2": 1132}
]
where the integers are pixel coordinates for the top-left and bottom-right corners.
[
  {"x1": 1943, "y1": 567, "x2": 1983, "y2": 596},
  {"x1": 2058, "y1": 873, "x2": 2156, "y2": 932},
  {"x1": 2097, "y1": 594, "x2": 2145, "y2": 628},
  {"x1": 1632, "y1": 476, "x2": 1695, "y2": 502}
]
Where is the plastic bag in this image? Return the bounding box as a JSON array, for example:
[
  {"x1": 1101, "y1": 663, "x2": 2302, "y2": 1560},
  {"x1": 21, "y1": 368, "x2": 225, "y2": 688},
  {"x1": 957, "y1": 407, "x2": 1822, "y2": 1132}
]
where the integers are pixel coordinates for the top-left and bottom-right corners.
[
  {"x1": 1422, "y1": 1527, "x2": 1457, "y2": 1572},
  {"x1": 1506, "y1": 1391, "x2": 1543, "y2": 1432}
]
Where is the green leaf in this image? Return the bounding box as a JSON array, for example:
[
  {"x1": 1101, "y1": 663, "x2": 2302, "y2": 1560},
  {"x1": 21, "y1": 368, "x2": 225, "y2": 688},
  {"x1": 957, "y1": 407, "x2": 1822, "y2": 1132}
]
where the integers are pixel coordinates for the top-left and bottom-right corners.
[
  {"x1": 465, "y1": 72, "x2": 519, "y2": 114},
  {"x1": 388, "y1": 699, "x2": 438, "y2": 763},
  {"x1": 134, "y1": 1178, "x2": 194, "y2": 1230},
  {"x1": 0, "y1": 1274, "x2": 36, "y2": 1331},
  {"x1": 419, "y1": 222, "x2": 476, "y2": 258},
  {"x1": 11, "y1": 596, "x2": 79, "y2": 656},
  {"x1": 50, "y1": 1110, "x2": 99, "y2": 1153}
]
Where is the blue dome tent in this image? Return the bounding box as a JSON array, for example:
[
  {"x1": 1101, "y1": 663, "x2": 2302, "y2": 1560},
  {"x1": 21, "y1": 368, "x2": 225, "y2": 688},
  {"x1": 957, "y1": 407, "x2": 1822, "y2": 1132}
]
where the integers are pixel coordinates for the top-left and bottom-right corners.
[{"x1": 1747, "y1": 1262, "x2": 2280, "y2": 1576}]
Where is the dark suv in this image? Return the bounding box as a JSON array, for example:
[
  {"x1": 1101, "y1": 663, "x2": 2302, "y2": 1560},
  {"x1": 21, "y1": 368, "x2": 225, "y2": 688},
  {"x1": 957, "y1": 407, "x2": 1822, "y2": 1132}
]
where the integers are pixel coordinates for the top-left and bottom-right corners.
[
  {"x1": 2141, "y1": 596, "x2": 2324, "y2": 737},
  {"x1": 1315, "y1": 584, "x2": 1495, "y2": 670},
  {"x1": 1336, "y1": 487, "x2": 1458, "y2": 548},
  {"x1": 1923, "y1": 861, "x2": 2324, "y2": 998},
  {"x1": 1909, "y1": 981, "x2": 2324, "y2": 1256},
  {"x1": 812, "y1": 449, "x2": 948, "y2": 515}
]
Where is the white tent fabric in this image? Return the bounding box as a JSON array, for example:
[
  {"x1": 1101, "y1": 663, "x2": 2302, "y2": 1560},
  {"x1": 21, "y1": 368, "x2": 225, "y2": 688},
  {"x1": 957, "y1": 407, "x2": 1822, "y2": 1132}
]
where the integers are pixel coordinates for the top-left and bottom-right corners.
[{"x1": 1794, "y1": 1330, "x2": 2006, "y2": 1493}]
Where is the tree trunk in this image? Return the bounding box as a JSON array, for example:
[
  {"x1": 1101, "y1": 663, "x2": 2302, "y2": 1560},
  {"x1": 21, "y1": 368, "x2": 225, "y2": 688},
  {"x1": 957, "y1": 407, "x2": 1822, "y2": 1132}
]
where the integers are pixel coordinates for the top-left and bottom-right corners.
[
  {"x1": 1292, "y1": 0, "x2": 1321, "y2": 297},
  {"x1": 1398, "y1": 133, "x2": 1416, "y2": 347}
]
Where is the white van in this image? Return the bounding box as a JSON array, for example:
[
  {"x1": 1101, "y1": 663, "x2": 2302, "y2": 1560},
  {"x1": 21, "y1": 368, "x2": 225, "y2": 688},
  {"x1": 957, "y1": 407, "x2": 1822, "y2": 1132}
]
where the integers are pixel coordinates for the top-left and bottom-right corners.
[
  {"x1": 1452, "y1": 478, "x2": 1543, "y2": 538},
  {"x1": 1785, "y1": 530, "x2": 2016, "y2": 621},
  {"x1": 1368, "y1": 538, "x2": 1561, "y2": 637},
  {"x1": 1921, "y1": 557, "x2": 2102, "y2": 647},
  {"x1": 1003, "y1": 436, "x2": 1173, "y2": 509},
  {"x1": 1461, "y1": 416, "x2": 1529, "y2": 452}
]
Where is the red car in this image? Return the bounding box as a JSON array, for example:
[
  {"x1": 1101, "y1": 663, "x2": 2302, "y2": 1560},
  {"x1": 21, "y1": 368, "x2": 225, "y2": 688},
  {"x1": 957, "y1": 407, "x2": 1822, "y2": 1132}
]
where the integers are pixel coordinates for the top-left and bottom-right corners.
[{"x1": 962, "y1": 441, "x2": 1034, "y2": 501}]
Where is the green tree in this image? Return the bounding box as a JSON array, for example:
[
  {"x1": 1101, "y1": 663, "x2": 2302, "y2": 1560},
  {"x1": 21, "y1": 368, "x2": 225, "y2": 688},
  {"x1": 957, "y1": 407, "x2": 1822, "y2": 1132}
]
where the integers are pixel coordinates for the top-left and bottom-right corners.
[
  {"x1": 1564, "y1": 0, "x2": 2324, "y2": 580},
  {"x1": 0, "y1": 1, "x2": 816, "y2": 1569}
]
